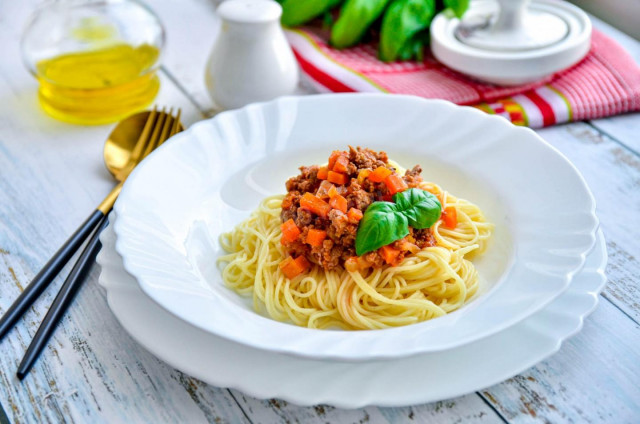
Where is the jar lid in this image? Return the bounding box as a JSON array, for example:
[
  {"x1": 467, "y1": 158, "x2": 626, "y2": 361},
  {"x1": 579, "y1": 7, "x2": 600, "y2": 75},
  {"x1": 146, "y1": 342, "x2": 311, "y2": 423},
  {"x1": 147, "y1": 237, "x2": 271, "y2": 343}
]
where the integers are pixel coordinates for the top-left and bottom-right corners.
[
  {"x1": 430, "y1": 0, "x2": 591, "y2": 86},
  {"x1": 217, "y1": 0, "x2": 282, "y2": 24}
]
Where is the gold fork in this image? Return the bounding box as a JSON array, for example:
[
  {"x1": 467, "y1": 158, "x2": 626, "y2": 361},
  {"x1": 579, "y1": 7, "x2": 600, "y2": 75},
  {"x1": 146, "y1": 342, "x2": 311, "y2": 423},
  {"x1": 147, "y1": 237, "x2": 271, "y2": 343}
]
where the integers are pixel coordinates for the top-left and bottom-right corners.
[
  {"x1": 0, "y1": 107, "x2": 183, "y2": 344},
  {"x1": 102, "y1": 106, "x2": 183, "y2": 213},
  {"x1": 11, "y1": 106, "x2": 184, "y2": 379}
]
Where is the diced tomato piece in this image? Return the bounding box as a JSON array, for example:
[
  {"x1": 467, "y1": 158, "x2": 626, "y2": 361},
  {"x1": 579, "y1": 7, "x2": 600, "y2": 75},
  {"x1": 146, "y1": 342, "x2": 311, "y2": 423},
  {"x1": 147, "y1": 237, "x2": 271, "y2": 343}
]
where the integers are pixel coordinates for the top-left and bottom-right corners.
[
  {"x1": 306, "y1": 229, "x2": 327, "y2": 247},
  {"x1": 281, "y1": 219, "x2": 301, "y2": 244},
  {"x1": 345, "y1": 256, "x2": 370, "y2": 272},
  {"x1": 317, "y1": 166, "x2": 329, "y2": 180},
  {"x1": 357, "y1": 169, "x2": 371, "y2": 184},
  {"x1": 379, "y1": 245, "x2": 401, "y2": 266},
  {"x1": 333, "y1": 156, "x2": 349, "y2": 174},
  {"x1": 347, "y1": 208, "x2": 363, "y2": 222},
  {"x1": 329, "y1": 194, "x2": 348, "y2": 213},
  {"x1": 442, "y1": 206, "x2": 458, "y2": 229},
  {"x1": 397, "y1": 238, "x2": 420, "y2": 254},
  {"x1": 316, "y1": 180, "x2": 335, "y2": 199},
  {"x1": 368, "y1": 166, "x2": 392, "y2": 183},
  {"x1": 279, "y1": 256, "x2": 310, "y2": 279},
  {"x1": 300, "y1": 193, "x2": 331, "y2": 218},
  {"x1": 327, "y1": 171, "x2": 349, "y2": 185},
  {"x1": 384, "y1": 173, "x2": 408, "y2": 195},
  {"x1": 328, "y1": 151, "x2": 341, "y2": 170},
  {"x1": 344, "y1": 257, "x2": 360, "y2": 272}
]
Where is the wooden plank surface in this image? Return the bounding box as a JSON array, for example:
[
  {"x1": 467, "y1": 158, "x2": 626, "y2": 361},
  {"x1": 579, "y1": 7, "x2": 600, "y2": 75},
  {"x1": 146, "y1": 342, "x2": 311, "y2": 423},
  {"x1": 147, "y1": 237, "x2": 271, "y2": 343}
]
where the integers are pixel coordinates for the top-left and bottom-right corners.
[
  {"x1": 1, "y1": 0, "x2": 639, "y2": 423},
  {"x1": 535, "y1": 123, "x2": 640, "y2": 323},
  {"x1": 483, "y1": 294, "x2": 640, "y2": 423}
]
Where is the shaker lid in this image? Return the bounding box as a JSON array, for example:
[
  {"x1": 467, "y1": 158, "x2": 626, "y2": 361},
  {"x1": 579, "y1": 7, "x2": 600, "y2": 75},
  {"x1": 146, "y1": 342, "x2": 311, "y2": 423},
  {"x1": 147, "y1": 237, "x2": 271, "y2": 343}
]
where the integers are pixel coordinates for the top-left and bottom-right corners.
[
  {"x1": 217, "y1": 0, "x2": 282, "y2": 24},
  {"x1": 430, "y1": 0, "x2": 592, "y2": 85}
]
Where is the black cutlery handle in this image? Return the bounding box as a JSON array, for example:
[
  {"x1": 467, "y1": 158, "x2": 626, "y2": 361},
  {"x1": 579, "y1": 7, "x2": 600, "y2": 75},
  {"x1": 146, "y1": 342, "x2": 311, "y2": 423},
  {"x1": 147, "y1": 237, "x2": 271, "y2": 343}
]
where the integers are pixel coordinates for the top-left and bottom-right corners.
[
  {"x1": 0, "y1": 209, "x2": 104, "y2": 341},
  {"x1": 17, "y1": 215, "x2": 109, "y2": 380}
]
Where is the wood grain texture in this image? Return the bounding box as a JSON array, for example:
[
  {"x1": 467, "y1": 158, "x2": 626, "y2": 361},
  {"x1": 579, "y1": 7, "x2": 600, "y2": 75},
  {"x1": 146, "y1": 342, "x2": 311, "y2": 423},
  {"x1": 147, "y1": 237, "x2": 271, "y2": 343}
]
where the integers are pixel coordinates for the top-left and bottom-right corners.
[
  {"x1": 0, "y1": 2, "x2": 243, "y2": 422},
  {"x1": 1, "y1": 0, "x2": 640, "y2": 423},
  {"x1": 589, "y1": 116, "x2": 640, "y2": 156},
  {"x1": 535, "y1": 122, "x2": 640, "y2": 322},
  {"x1": 483, "y1": 299, "x2": 640, "y2": 424},
  {"x1": 232, "y1": 391, "x2": 504, "y2": 424}
]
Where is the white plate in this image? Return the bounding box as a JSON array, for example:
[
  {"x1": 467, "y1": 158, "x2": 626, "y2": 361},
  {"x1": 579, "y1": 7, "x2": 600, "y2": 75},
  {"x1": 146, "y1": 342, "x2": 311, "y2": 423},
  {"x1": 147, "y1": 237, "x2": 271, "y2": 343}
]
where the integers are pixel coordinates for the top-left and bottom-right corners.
[
  {"x1": 98, "y1": 217, "x2": 607, "y2": 408},
  {"x1": 113, "y1": 93, "x2": 598, "y2": 360}
]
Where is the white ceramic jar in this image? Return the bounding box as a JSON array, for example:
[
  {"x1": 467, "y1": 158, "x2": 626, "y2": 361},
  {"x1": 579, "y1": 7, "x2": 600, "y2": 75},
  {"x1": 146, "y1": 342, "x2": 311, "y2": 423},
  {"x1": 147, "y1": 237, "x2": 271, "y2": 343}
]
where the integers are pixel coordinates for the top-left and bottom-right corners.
[{"x1": 205, "y1": 0, "x2": 299, "y2": 110}]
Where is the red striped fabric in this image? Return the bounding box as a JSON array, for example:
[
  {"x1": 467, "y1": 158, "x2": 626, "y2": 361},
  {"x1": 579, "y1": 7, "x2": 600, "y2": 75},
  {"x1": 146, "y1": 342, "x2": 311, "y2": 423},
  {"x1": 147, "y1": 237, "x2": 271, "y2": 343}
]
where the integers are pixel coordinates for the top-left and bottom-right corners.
[
  {"x1": 292, "y1": 50, "x2": 356, "y2": 93},
  {"x1": 524, "y1": 91, "x2": 556, "y2": 126},
  {"x1": 286, "y1": 29, "x2": 640, "y2": 127}
]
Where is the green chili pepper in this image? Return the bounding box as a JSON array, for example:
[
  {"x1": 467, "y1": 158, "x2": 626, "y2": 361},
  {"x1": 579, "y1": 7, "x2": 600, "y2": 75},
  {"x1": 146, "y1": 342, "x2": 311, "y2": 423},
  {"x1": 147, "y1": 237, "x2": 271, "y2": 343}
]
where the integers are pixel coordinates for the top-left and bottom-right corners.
[
  {"x1": 379, "y1": 0, "x2": 435, "y2": 62},
  {"x1": 281, "y1": 0, "x2": 344, "y2": 27},
  {"x1": 330, "y1": 0, "x2": 391, "y2": 49},
  {"x1": 444, "y1": 0, "x2": 469, "y2": 18}
]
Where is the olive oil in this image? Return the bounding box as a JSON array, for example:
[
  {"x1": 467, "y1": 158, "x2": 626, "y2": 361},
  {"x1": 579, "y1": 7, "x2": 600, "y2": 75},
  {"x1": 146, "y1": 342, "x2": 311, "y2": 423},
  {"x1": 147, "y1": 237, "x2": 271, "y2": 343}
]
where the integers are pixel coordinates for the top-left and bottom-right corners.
[{"x1": 36, "y1": 43, "x2": 160, "y2": 125}]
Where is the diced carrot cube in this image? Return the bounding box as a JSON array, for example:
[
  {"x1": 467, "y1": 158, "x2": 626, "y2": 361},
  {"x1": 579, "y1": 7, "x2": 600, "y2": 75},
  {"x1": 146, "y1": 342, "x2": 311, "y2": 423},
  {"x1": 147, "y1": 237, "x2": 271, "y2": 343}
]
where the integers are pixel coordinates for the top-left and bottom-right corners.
[
  {"x1": 294, "y1": 255, "x2": 310, "y2": 271},
  {"x1": 281, "y1": 219, "x2": 301, "y2": 244},
  {"x1": 333, "y1": 156, "x2": 350, "y2": 174},
  {"x1": 300, "y1": 193, "x2": 331, "y2": 218},
  {"x1": 368, "y1": 166, "x2": 392, "y2": 183},
  {"x1": 279, "y1": 255, "x2": 310, "y2": 279},
  {"x1": 328, "y1": 151, "x2": 342, "y2": 170},
  {"x1": 347, "y1": 208, "x2": 363, "y2": 222},
  {"x1": 329, "y1": 194, "x2": 348, "y2": 213},
  {"x1": 442, "y1": 206, "x2": 458, "y2": 229},
  {"x1": 317, "y1": 166, "x2": 329, "y2": 180},
  {"x1": 379, "y1": 245, "x2": 401, "y2": 266},
  {"x1": 384, "y1": 173, "x2": 408, "y2": 195},
  {"x1": 327, "y1": 171, "x2": 348, "y2": 185},
  {"x1": 306, "y1": 229, "x2": 327, "y2": 247}
]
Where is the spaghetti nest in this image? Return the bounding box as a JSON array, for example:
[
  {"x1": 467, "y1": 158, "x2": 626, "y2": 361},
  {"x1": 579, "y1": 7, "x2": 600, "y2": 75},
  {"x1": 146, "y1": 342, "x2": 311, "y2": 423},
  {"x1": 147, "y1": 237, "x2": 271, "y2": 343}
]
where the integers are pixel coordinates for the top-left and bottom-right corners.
[{"x1": 218, "y1": 182, "x2": 493, "y2": 330}]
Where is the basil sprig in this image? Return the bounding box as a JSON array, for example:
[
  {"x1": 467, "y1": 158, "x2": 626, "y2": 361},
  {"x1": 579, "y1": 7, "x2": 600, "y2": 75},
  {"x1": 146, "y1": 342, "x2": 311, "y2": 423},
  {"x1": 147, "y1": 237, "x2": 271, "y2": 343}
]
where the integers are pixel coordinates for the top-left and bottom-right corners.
[{"x1": 355, "y1": 188, "x2": 441, "y2": 256}]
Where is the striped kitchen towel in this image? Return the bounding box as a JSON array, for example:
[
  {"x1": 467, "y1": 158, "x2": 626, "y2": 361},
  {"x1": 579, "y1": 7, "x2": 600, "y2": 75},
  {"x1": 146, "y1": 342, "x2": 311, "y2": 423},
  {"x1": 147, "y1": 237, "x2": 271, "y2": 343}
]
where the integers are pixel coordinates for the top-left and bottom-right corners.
[{"x1": 285, "y1": 28, "x2": 640, "y2": 127}]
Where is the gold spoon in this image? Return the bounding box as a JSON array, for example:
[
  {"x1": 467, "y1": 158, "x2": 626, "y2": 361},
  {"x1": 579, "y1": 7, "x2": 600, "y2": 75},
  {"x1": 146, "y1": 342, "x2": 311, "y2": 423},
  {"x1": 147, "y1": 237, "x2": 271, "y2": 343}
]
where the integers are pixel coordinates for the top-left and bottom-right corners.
[
  {"x1": 0, "y1": 108, "x2": 183, "y2": 340},
  {"x1": 99, "y1": 107, "x2": 183, "y2": 214}
]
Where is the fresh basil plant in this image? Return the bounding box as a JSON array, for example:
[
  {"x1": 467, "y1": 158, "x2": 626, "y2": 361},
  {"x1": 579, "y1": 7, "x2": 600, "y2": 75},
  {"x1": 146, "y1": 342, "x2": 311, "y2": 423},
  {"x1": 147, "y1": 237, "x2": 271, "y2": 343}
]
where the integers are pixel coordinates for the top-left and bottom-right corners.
[
  {"x1": 355, "y1": 188, "x2": 442, "y2": 256},
  {"x1": 280, "y1": 0, "x2": 470, "y2": 62}
]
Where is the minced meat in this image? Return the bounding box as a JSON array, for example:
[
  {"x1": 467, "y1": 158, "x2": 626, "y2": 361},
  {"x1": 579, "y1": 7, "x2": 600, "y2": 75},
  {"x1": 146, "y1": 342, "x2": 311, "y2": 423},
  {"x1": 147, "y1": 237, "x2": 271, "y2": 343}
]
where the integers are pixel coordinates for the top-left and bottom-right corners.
[{"x1": 280, "y1": 146, "x2": 433, "y2": 270}]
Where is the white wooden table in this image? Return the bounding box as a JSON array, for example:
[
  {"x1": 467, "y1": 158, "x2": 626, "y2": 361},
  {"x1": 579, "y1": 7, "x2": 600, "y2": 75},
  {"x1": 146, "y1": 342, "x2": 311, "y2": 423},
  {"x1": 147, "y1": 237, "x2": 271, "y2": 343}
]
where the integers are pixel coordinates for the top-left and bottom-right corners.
[{"x1": 1, "y1": 1, "x2": 639, "y2": 423}]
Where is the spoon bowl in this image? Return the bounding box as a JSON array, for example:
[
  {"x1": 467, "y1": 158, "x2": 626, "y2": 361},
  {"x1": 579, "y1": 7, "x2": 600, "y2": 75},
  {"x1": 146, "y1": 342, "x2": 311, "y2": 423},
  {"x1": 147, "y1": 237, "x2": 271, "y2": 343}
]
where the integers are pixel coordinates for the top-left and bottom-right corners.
[{"x1": 104, "y1": 110, "x2": 184, "y2": 179}]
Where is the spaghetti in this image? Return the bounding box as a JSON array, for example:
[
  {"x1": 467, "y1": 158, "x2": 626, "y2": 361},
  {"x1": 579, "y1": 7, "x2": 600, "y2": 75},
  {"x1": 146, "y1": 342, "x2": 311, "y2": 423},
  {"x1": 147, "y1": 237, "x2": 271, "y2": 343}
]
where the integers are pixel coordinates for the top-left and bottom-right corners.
[{"x1": 218, "y1": 176, "x2": 492, "y2": 330}]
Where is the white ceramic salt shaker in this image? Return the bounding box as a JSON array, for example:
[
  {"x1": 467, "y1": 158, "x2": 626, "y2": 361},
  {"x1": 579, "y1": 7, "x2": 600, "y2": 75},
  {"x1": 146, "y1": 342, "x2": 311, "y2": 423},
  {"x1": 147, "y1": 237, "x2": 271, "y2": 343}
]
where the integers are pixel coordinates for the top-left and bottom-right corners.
[{"x1": 205, "y1": 0, "x2": 299, "y2": 110}]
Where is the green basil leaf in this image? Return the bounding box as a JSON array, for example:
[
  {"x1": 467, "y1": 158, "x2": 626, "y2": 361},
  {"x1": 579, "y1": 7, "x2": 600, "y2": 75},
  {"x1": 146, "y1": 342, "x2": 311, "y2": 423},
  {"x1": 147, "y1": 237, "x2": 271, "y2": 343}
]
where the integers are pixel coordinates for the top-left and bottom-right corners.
[
  {"x1": 443, "y1": 0, "x2": 469, "y2": 18},
  {"x1": 355, "y1": 202, "x2": 409, "y2": 256},
  {"x1": 393, "y1": 188, "x2": 442, "y2": 229},
  {"x1": 379, "y1": 0, "x2": 435, "y2": 62},
  {"x1": 281, "y1": 0, "x2": 342, "y2": 27},
  {"x1": 330, "y1": 0, "x2": 391, "y2": 49}
]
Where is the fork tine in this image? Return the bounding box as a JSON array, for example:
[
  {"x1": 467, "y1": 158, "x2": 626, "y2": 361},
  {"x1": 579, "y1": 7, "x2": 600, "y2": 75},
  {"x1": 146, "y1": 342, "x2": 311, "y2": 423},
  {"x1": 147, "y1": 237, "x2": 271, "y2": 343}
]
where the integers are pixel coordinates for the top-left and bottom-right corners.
[
  {"x1": 158, "y1": 107, "x2": 175, "y2": 145},
  {"x1": 143, "y1": 107, "x2": 174, "y2": 159},
  {"x1": 169, "y1": 109, "x2": 182, "y2": 137},
  {"x1": 141, "y1": 107, "x2": 168, "y2": 159},
  {"x1": 129, "y1": 106, "x2": 158, "y2": 164}
]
